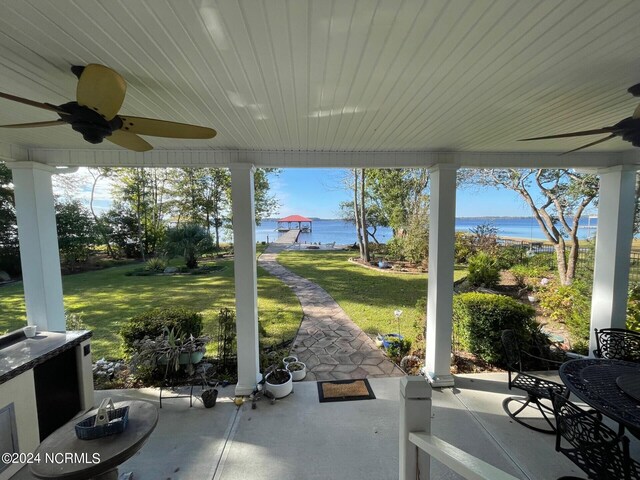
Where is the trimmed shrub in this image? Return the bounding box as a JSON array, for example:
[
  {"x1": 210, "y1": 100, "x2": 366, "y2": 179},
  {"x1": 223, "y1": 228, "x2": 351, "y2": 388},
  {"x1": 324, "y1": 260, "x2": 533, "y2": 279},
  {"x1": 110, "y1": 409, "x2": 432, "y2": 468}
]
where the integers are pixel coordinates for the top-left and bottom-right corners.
[
  {"x1": 453, "y1": 292, "x2": 537, "y2": 365},
  {"x1": 121, "y1": 307, "x2": 203, "y2": 353},
  {"x1": 467, "y1": 252, "x2": 500, "y2": 288}
]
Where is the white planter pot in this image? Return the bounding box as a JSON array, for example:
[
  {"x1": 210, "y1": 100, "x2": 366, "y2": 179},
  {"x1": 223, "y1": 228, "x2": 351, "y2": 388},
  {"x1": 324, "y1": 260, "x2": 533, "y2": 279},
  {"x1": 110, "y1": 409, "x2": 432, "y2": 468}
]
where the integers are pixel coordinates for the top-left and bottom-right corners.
[
  {"x1": 265, "y1": 370, "x2": 293, "y2": 398},
  {"x1": 286, "y1": 361, "x2": 307, "y2": 381},
  {"x1": 283, "y1": 356, "x2": 298, "y2": 365}
]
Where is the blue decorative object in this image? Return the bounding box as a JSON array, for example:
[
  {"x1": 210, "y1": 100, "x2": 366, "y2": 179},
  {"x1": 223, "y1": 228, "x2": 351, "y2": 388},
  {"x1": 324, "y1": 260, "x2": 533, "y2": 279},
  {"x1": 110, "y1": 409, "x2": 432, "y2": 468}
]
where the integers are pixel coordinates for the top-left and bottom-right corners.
[
  {"x1": 75, "y1": 400, "x2": 129, "y2": 440},
  {"x1": 377, "y1": 333, "x2": 404, "y2": 349}
]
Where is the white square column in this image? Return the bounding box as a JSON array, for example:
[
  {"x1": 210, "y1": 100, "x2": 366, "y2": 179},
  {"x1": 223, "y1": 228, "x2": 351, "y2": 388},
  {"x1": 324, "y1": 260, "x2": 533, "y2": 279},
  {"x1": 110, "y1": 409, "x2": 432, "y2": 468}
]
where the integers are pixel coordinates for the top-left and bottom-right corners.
[
  {"x1": 425, "y1": 164, "x2": 457, "y2": 387},
  {"x1": 9, "y1": 162, "x2": 65, "y2": 332},
  {"x1": 230, "y1": 164, "x2": 261, "y2": 395},
  {"x1": 589, "y1": 165, "x2": 638, "y2": 353}
]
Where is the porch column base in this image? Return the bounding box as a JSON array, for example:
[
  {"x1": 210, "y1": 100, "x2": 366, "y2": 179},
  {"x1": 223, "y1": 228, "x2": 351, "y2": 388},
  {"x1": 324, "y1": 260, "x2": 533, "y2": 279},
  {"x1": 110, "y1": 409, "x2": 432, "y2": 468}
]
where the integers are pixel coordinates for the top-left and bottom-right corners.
[
  {"x1": 424, "y1": 371, "x2": 455, "y2": 388},
  {"x1": 235, "y1": 381, "x2": 261, "y2": 397}
]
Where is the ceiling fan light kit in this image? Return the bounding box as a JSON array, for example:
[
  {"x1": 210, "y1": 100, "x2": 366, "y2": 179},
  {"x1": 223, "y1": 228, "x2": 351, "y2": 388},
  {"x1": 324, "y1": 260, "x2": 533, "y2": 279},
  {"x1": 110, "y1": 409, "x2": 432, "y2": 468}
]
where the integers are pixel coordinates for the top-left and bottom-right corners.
[{"x1": 0, "y1": 64, "x2": 216, "y2": 152}]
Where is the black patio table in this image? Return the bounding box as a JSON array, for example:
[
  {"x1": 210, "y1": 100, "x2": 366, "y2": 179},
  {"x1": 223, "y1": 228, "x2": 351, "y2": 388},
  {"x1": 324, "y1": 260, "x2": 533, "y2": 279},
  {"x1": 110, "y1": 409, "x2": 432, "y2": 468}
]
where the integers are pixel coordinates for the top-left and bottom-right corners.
[{"x1": 559, "y1": 358, "x2": 640, "y2": 432}]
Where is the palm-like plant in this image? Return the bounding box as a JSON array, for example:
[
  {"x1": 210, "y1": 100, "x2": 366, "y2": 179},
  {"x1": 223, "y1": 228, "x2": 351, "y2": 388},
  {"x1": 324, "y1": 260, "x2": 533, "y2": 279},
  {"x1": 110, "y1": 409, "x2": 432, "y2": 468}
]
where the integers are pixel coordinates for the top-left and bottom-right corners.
[{"x1": 165, "y1": 224, "x2": 213, "y2": 268}]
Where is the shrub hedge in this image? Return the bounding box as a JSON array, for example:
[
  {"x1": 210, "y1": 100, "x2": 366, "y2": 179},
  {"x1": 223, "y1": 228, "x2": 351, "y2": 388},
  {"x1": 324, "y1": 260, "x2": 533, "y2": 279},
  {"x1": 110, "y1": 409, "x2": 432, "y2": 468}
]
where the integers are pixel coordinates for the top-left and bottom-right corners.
[
  {"x1": 120, "y1": 307, "x2": 203, "y2": 353},
  {"x1": 453, "y1": 292, "x2": 537, "y2": 365}
]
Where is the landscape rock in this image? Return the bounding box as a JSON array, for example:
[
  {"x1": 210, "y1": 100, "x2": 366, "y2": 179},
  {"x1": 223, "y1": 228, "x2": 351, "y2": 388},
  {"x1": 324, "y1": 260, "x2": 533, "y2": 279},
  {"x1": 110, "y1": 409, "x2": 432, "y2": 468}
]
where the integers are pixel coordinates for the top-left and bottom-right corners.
[{"x1": 164, "y1": 266, "x2": 178, "y2": 273}]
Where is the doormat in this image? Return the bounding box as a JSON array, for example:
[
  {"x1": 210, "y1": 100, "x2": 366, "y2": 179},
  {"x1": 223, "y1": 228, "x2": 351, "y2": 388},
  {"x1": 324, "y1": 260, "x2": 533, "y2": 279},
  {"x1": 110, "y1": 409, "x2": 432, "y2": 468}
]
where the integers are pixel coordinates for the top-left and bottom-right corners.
[{"x1": 317, "y1": 379, "x2": 376, "y2": 403}]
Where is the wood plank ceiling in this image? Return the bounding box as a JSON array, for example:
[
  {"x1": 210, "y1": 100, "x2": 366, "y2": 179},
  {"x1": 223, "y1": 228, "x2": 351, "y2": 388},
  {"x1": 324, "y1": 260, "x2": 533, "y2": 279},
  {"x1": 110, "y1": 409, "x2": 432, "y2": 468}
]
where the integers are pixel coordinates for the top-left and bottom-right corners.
[{"x1": 0, "y1": 0, "x2": 639, "y2": 153}]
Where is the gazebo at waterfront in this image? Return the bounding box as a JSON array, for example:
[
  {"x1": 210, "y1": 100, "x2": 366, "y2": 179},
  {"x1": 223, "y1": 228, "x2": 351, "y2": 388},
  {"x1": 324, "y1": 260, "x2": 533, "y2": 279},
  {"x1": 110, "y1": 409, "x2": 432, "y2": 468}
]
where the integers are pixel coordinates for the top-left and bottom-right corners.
[{"x1": 277, "y1": 215, "x2": 312, "y2": 233}]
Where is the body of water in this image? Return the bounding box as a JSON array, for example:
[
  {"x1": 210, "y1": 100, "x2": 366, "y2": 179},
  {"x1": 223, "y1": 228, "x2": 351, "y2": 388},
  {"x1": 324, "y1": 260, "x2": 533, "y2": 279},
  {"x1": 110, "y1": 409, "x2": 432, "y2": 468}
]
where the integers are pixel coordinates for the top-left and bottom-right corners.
[{"x1": 253, "y1": 216, "x2": 599, "y2": 244}]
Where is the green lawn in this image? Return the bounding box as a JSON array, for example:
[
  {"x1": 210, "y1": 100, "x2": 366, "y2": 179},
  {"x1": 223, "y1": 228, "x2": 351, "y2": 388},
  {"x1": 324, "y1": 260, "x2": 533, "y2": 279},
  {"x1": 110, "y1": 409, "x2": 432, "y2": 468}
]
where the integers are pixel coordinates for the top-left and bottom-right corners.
[
  {"x1": 277, "y1": 250, "x2": 467, "y2": 348},
  {"x1": 0, "y1": 257, "x2": 302, "y2": 360}
]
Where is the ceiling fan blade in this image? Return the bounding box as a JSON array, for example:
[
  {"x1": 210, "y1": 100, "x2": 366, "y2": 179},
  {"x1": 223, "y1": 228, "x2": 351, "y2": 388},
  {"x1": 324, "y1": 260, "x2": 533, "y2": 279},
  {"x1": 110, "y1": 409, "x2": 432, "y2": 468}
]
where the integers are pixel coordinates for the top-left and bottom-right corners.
[
  {"x1": 561, "y1": 134, "x2": 616, "y2": 155},
  {"x1": 0, "y1": 120, "x2": 65, "y2": 128},
  {"x1": 633, "y1": 103, "x2": 640, "y2": 119},
  {"x1": 0, "y1": 91, "x2": 66, "y2": 114},
  {"x1": 118, "y1": 115, "x2": 216, "y2": 139},
  {"x1": 106, "y1": 130, "x2": 153, "y2": 152},
  {"x1": 519, "y1": 128, "x2": 615, "y2": 141},
  {"x1": 76, "y1": 64, "x2": 126, "y2": 121}
]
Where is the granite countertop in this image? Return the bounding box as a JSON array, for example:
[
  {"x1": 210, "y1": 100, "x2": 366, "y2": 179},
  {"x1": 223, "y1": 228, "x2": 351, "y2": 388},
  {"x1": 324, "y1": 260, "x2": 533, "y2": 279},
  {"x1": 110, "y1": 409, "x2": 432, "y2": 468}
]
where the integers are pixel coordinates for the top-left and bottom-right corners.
[{"x1": 0, "y1": 330, "x2": 92, "y2": 385}]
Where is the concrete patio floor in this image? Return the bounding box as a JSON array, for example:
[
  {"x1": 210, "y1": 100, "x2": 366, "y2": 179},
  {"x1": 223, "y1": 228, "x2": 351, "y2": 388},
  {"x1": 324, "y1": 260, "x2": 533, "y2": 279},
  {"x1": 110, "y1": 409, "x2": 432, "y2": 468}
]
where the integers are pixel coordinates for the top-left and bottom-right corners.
[{"x1": 15, "y1": 373, "x2": 638, "y2": 479}]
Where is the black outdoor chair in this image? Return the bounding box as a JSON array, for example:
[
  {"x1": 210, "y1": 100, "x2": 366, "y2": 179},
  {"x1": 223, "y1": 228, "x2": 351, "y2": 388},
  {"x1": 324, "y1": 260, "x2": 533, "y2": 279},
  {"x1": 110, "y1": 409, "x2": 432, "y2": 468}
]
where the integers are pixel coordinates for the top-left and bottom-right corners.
[
  {"x1": 594, "y1": 328, "x2": 640, "y2": 363},
  {"x1": 501, "y1": 329, "x2": 568, "y2": 433},
  {"x1": 551, "y1": 392, "x2": 640, "y2": 480}
]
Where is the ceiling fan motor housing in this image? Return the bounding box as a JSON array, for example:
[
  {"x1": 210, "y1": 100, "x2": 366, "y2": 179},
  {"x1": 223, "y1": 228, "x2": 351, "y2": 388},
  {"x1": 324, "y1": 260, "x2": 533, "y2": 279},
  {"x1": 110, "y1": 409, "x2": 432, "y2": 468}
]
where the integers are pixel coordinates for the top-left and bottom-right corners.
[
  {"x1": 613, "y1": 117, "x2": 640, "y2": 147},
  {"x1": 59, "y1": 101, "x2": 122, "y2": 144}
]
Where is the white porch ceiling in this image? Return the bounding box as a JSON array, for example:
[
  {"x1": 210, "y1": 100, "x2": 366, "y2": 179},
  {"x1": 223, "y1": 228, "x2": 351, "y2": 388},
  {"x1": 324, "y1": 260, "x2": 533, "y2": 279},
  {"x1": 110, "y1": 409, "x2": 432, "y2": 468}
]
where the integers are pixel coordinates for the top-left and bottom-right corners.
[{"x1": 0, "y1": 0, "x2": 639, "y2": 157}]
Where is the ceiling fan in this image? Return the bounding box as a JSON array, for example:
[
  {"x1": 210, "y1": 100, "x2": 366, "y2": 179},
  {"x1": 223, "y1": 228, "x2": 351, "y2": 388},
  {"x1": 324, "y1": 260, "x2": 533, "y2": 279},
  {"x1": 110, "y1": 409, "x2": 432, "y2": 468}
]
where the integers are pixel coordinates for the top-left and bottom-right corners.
[
  {"x1": 519, "y1": 82, "x2": 640, "y2": 154},
  {"x1": 0, "y1": 64, "x2": 216, "y2": 152}
]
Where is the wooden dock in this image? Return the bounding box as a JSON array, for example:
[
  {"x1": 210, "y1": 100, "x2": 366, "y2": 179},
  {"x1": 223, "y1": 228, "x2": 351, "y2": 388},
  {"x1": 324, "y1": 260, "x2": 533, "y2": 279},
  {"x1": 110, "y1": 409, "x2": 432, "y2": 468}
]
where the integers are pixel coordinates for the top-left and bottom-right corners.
[{"x1": 274, "y1": 229, "x2": 300, "y2": 244}]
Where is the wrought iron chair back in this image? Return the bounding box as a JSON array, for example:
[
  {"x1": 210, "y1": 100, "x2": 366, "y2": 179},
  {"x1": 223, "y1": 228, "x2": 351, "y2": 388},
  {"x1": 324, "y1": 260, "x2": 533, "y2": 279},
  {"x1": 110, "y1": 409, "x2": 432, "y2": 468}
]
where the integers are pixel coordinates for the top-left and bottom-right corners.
[
  {"x1": 551, "y1": 393, "x2": 640, "y2": 480},
  {"x1": 594, "y1": 328, "x2": 640, "y2": 363},
  {"x1": 500, "y1": 329, "x2": 567, "y2": 434}
]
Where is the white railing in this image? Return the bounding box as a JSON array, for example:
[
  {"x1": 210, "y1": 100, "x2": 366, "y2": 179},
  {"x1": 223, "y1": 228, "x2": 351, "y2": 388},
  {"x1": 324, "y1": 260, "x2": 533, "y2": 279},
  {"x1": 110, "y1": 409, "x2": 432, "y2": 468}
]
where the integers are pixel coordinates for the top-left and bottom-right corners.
[{"x1": 399, "y1": 377, "x2": 520, "y2": 480}]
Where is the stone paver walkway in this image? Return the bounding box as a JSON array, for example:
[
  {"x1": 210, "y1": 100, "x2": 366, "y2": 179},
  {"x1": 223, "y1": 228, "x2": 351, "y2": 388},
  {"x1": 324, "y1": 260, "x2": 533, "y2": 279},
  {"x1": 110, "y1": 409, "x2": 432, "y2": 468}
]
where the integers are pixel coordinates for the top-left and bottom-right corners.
[{"x1": 259, "y1": 244, "x2": 404, "y2": 381}]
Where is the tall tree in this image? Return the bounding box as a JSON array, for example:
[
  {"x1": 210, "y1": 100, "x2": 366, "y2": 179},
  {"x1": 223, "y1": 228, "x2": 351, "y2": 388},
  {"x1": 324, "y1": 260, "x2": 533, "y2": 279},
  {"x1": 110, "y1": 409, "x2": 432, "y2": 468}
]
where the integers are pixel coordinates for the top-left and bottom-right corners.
[
  {"x1": 0, "y1": 163, "x2": 19, "y2": 275},
  {"x1": 200, "y1": 168, "x2": 230, "y2": 248},
  {"x1": 111, "y1": 168, "x2": 170, "y2": 259},
  {"x1": 169, "y1": 168, "x2": 231, "y2": 248},
  {"x1": 55, "y1": 200, "x2": 97, "y2": 269},
  {"x1": 252, "y1": 168, "x2": 280, "y2": 224},
  {"x1": 369, "y1": 169, "x2": 430, "y2": 234},
  {"x1": 464, "y1": 169, "x2": 598, "y2": 285},
  {"x1": 88, "y1": 167, "x2": 115, "y2": 257},
  {"x1": 360, "y1": 169, "x2": 370, "y2": 262}
]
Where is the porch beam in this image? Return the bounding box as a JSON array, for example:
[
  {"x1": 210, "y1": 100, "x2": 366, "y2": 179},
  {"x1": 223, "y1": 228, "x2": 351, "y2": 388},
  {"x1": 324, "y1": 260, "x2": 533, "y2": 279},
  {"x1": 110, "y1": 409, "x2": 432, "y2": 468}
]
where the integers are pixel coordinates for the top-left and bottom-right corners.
[
  {"x1": 425, "y1": 164, "x2": 457, "y2": 387},
  {"x1": 230, "y1": 164, "x2": 261, "y2": 395},
  {"x1": 8, "y1": 161, "x2": 65, "y2": 331},
  {"x1": 589, "y1": 165, "x2": 638, "y2": 353},
  {"x1": 26, "y1": 148, "x2": 629, "y2": 170}
]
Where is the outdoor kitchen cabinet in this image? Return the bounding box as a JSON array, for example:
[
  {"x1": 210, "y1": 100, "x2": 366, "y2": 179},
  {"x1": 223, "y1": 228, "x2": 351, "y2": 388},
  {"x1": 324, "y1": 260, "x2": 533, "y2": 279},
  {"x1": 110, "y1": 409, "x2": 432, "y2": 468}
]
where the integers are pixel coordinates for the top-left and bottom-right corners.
[{"x1": 0, "y1": 330, "x2": 93, "y2": 479}]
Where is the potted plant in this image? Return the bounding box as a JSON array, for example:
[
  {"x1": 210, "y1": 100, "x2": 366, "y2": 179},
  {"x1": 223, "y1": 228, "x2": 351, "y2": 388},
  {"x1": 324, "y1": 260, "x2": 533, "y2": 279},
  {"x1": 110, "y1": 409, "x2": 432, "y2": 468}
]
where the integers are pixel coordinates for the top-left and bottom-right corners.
[
  {"x1": 263, "y1": 354, "x2": 293, "y2": 398},
  {"x1": 131, "y1": 327, "x2": 209, "y2": 378},
  {"x1": 283, "y1": 355, "x2": 298, "y2": 365},
  {"x1": 286, "y1": 361, "x2": 306, "y2": 381}
]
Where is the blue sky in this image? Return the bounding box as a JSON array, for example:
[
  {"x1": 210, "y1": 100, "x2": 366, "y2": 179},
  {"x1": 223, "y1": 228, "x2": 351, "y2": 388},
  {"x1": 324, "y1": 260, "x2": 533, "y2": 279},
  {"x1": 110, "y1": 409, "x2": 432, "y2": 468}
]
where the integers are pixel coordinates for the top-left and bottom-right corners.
[
  {"x1": 58, "y1": 167, "x2": 542, "y2": 218},
  {"x1": 272, "y1": 168, "x2": 533, "y2": 218}
]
